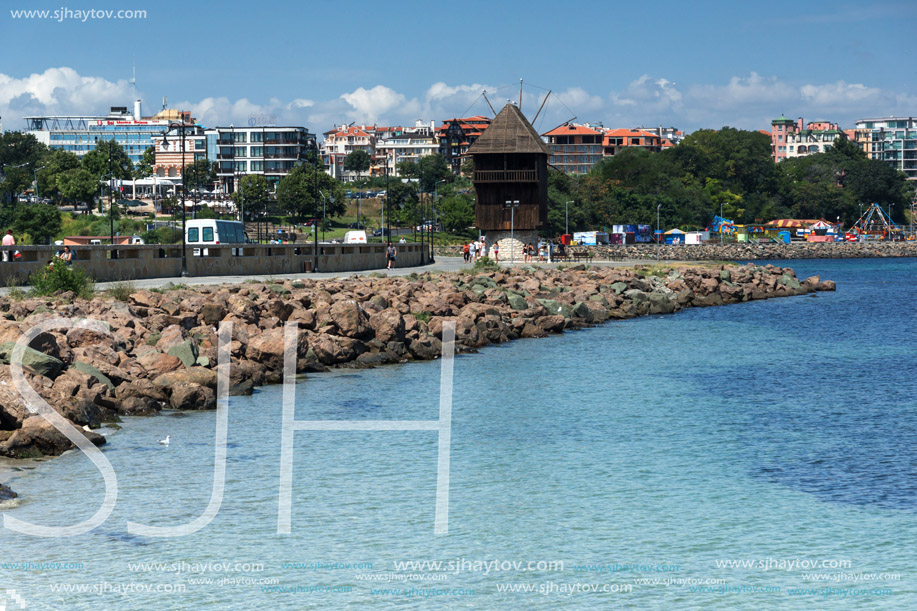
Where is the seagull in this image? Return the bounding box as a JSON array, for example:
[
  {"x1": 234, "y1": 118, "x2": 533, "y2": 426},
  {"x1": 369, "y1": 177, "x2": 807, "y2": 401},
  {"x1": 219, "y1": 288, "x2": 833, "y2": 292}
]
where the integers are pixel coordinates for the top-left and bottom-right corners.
[{"x1": 159, "y1": 435, "x2": 170, "y2": 445}]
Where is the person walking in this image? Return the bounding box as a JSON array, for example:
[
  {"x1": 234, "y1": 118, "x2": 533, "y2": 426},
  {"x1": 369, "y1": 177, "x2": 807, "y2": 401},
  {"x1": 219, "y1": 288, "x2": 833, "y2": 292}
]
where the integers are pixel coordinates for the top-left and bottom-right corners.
[
  {"x1": 2, "y1": 230, "x2": 15, "y2": 262},
  {"x1": 462, "y1": 242, "x2": 470, "y2": 263},
  {"x1": 386, "y1": 241, "x2": 397, "y2": 270},
  {"x1": 469, "y1": 240, "x2": 476, "y2": 262},
  {"x1": 492, "y1": 241, "x2": 499, "y2": 262}
]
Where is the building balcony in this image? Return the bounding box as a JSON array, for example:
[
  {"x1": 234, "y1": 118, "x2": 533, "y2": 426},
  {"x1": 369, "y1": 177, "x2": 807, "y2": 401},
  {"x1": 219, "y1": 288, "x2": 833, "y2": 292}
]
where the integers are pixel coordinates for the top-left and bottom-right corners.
[
  {"x1": 473, "y1": 169, "x2": 537, "y2": 183},
  {"x1": 217, "y1": 154, "x2": 235, "y2": 160},
  {"x1": 216, "y1": 139, "x2": 235, "y2": 145}
]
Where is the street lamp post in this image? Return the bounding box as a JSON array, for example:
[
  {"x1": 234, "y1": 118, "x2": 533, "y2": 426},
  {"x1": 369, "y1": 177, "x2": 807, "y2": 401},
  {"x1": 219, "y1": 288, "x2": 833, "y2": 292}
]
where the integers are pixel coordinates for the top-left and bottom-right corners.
[
  {"x1": 312, "y1": 142, "x2": 320, "y2": 272},
  {"x1": 160, "y1": 122, "x2": 190, "y2": 277},
  {"x1": 95, "y1": 137, "x2": 118, "y2": 255},
  {"x1": 656, "y1": 203, "x2": 661, "y2": 260},
  {"x1": 505, "y1": 200, "x2": 519, "y2": 266},
  {"x1": 565, "y1": 200, "x2": 572, "y2": 236},
  {"x1": 433, "y1": 179, "x2": 446, "y2": 263}
]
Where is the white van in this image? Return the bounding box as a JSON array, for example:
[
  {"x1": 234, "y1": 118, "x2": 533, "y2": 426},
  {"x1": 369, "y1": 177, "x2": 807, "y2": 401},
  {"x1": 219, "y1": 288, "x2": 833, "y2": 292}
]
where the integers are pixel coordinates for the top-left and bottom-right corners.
[
  {"x1": 185, "y1": 219, "x2": 247, "y2": 256},
  {"x1": 343, "y1": 230, "x2": 367, "y2": 244}
]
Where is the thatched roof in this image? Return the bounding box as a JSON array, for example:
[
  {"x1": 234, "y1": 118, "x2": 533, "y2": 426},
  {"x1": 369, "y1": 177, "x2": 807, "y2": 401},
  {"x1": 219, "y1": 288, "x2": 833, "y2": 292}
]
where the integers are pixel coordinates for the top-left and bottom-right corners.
[{"x1": 466, "y1": 103, "x2": 550, "y2": 156}]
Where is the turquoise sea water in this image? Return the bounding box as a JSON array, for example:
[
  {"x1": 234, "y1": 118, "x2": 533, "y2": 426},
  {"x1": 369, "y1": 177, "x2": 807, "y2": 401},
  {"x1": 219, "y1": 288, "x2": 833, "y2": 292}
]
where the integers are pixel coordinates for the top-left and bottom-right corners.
[{"x1": 1, "y1": 258, "x2": 915, "y2": 610}]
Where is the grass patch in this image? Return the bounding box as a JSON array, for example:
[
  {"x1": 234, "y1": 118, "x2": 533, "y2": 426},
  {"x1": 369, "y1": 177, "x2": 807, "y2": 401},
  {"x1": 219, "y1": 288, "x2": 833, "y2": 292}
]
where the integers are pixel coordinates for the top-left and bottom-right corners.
[
  {"x1": 106, "y1": 281, "x2": 136, "y2": 302},
  {"x1": 412, "y1": 310, "x2": 431, "y2": 323}
]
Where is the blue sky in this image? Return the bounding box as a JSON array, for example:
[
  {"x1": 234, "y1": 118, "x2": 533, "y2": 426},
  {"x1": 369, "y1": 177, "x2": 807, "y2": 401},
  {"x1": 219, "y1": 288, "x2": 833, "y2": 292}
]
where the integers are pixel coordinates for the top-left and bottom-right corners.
[{"x1": 1, "y1": 0, "x2": 915, "y2": 135}]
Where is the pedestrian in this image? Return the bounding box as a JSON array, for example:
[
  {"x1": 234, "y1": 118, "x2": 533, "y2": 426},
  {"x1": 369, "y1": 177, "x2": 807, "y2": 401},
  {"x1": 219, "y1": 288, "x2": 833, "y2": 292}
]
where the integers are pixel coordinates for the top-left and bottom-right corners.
[
  {"x1": 492, "y1": 241, "x2": 499, "y2": 262},
  {"x1": 462, "y1": 242, "x2": 470, "y2": 263},
  {"x1": 479, "y1": 236, "x2": 485, "y2": 260},
  {"x1": 469, "y1": 240, "x2": 476, "y2": 261},
  {"x1": 2, "y1": 230, "x2": 14, "y2": 262},
  {"x1": 386, "y1": 241, "x2": 397, "y2": 269},
  {"x1": 59, "y1": 246, "x2": 73, "y2": 265}
]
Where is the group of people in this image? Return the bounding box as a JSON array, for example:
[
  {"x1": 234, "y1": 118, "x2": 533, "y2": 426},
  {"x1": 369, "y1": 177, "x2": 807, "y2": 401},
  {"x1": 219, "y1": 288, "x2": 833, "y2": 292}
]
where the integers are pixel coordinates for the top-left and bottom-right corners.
[{"x1": 462, "y1": 237, "x2": 487, "y2": 264}]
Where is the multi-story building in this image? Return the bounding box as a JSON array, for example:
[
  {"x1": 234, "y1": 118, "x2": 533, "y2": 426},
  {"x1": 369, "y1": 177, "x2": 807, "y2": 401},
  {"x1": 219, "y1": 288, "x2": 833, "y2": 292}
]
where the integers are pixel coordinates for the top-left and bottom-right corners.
[
  {"x1": 784, "y1": 120, "x2": 845, "y2": 160},
  {"x1": 542, "y1": 123, "x2": 604, "y2": 174},
  {"x1": 212, "y1": 126, "x2": 316, "y2": 192},
  {"x1": 24, "y1": 100, "x2": 187, "y2": 166},
  {"x1": 436, "y1": 116, "x2": 492, "y2": 173},
  {"x1": 154, "y1": 125, "x2": 315, "y2": 192},
  {"x1": 321, "y1": 125, "x2": 376, "y2": 181},
  {"x1": 375, "y1": 121, "x2": 440, "y2": 176},
  {"x1": 853, "y1": 117, "x2": 917, "y2": 181},
  {"x1": 541, "y1": 123, "x2": 673, "y2": 174}
]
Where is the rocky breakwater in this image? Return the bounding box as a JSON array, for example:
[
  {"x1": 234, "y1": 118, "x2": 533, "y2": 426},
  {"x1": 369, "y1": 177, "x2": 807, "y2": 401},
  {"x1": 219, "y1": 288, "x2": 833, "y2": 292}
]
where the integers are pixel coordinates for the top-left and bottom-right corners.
[
  {"x1": 578, "y1": 241, "x2": 917, "y2": 261},
  {"x1": 0, "y1": 264, "x2": 834, "y2": 460}
]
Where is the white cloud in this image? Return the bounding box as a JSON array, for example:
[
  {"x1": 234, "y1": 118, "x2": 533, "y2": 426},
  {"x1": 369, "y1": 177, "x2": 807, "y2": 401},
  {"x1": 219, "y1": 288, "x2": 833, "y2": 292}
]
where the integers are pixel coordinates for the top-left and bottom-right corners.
[
  {"x1": 2, "y1": 67, "x2": 915, "y2": 137},
  {"x1": 340, "y1": 85, "x2": 419, "y2": 124}
]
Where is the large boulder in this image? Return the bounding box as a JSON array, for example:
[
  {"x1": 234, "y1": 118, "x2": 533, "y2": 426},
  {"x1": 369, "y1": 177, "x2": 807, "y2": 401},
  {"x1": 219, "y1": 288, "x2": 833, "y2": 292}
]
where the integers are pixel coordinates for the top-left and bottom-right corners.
[
  {"x1": 137, "y1": 350, "x2": 184, "y2": 378},
  {"x1": 0, "y1": 415, "x2": 105, "y2": 458},
  {"x1": 0, "y1": 483, "x2": 16, "y2": 501},
  {"x1": 368, "y1": 308, "x2": 405, "y2": 344},
  {"x1": 153, "y1": 367, "x2": 217, "y2": 391},
  {"x1": 0, "y1": 342, "x2": 64, "y2": 379},
  {"x1": 168, "y1": 382, "x2": 216, "y2": 410},
  {"x1": 329, "y1": 300, "x2": 372, "y2": 339}
]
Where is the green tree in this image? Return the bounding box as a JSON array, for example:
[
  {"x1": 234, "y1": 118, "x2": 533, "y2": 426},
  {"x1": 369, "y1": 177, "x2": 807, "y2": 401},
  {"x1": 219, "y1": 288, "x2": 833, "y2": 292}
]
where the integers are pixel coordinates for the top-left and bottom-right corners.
[
  {"x1": 234, "y1": 174, "x2": 271, "y2": 222},
  {"x1": 0, "y1": 132, "x2": 49, "y2": 205},
  {"x1": 134, "y1": 145, "x2": 156, "y2": 179},
  {"x1": 438, "y1": 193, "x2": 474, "y2": 233},
  {"x1": 343, "y1": 149, "x2": 371, "y2": 177},
  {"x1": 276, "y1": 163, "x2": 346, "y2": 222},
  {"x1": 396, "y1": 154, "x2": 451, "y2": 192},
  {"x1": 57, "y1": 168, "x2": 99, "y2": 211},
  {"x1": 183, "y1": 158, "x2": 218, "y2": 193},
  {"x1": 386, "y1": 180, "x2": 418, "y2": 225},
  {"x1": 13, "y1": 202, "x2": 62, "y2": 244},
  {"x1": 38, "y1": 149, "x2": 81, "y2": 202},
  {"x1": 82, "y1": 139, "x2": 134, "y2": 187}
]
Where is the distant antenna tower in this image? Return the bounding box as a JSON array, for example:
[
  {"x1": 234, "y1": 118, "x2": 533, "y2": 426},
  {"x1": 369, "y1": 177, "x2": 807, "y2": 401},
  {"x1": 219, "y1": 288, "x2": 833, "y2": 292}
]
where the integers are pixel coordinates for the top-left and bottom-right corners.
[
  {"x1": 129, "y1": 60, "x2": 136, "y2": 94},
  {"x1": 162, "y1": 96, "x2": 168, "y2": 111}
]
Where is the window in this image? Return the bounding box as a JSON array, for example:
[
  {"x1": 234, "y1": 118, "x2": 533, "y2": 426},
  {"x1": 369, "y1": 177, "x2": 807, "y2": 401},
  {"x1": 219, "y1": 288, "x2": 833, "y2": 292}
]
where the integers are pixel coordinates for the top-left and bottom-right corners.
[
  {"x1": 188, "y1": 228, "x2": 199, "y2": 242},
  {"x1": 202, "y1": 227, "x2": 214, "y2": 242}
]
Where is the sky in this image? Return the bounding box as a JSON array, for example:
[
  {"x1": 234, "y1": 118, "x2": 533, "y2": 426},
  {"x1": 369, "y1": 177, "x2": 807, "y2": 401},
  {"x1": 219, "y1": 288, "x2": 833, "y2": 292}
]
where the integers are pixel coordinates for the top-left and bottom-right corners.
[{"x1": 1, "y1": 0, "x2": 916, "y2": 137}]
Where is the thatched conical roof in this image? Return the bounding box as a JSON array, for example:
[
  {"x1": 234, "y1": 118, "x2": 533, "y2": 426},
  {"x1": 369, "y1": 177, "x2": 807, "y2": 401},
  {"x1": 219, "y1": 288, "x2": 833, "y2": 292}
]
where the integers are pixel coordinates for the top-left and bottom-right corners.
[{"x1": 466, "y1": 103, "x2": 550, "y2": 155}]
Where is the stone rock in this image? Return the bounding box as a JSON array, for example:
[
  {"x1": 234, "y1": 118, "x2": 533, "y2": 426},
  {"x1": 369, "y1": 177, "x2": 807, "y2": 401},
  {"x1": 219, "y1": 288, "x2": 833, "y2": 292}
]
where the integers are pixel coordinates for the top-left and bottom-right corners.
[
  {"x1": 0, "y1": 483, "x2": 16, "y2": 501},
  {"x1": 153, "y1": 367, "x2": 218, "y2": 391},
  {"x1": 200, "y1": 303, "x2": 226, "y2": 325},
  {"x1": 0, "y1": 415, "x2": 105, "y2": 458},
  {"x1": 167, "y1": 340, "x2": 199, "y2": 368},
  {"x1": 0, "y1": 342, "x2": 64, "y2": 379},
  {"x1": 310, "y1": 334, "x2": 366, "y2": 365},
  {"x1": 71, "y1": 361, "x2": 115, "y2": 391},
  {"x1": 169, "y1": 382, "x2": 216, "y2": 410},
  {"x1": 507, "y1": 293, "x2": 528, "y2": 311},
  {"x1": 368, "y1": 308, "x2": 405, "y2": 344},
  {"x1": 408, "y1": 335, "x2": 443, "y2": 360},
  {"x1": 119, "y1": 396, "x2": 160, "y2": 416},
  {"x1": 137, "y1": 351, "x2": 183, "y2": 378},
  {"x1": 329, "y1": 300, "x2": 372, "y2": 339}
]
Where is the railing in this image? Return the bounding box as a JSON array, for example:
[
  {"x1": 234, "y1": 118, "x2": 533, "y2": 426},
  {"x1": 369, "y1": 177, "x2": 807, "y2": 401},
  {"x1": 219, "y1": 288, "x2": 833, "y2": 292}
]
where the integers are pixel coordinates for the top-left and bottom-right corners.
[
  {"x1": 473, "y1": 169, "x2": 537, "y2": 182},
  {"x1": 216, "y1": 154, "x2": 235, "y2": 159}
]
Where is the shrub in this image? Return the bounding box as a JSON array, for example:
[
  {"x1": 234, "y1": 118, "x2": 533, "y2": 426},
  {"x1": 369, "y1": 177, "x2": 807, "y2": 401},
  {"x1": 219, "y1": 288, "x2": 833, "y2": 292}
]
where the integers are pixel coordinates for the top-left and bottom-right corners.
[
  {"x1": 473, "y1": 256, "x2": 499, "y2": 271},
  {"x1": 107, "y1": 281, "x2": 136, "y2": 302},
  {"x1": 29, "y1": 262, "x2": 95, "y2": 299},
  {"x1": 413, "y1": 310, "x2": 431, "y2": 323}
]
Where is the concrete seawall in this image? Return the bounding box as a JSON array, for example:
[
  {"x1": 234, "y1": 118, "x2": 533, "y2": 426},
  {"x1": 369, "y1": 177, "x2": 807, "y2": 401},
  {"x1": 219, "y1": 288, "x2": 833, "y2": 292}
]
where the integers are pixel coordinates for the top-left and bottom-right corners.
[{"x1": 0, "y1": 243, "x2": 425, "y2": 284}]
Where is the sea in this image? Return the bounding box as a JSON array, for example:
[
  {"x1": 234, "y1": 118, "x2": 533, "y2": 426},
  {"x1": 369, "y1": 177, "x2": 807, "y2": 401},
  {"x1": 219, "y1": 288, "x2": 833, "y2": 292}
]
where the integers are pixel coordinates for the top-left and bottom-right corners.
[{"x1": 1, "y1": 258, "x2": 915, "y2": 610}]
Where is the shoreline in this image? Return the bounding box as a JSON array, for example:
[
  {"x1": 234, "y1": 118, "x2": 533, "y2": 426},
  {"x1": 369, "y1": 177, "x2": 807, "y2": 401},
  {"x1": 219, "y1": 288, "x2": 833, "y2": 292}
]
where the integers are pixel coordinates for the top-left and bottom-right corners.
[
  {"x1": 0, "y1": 262, "x2": 835, "y2": 479},
  {"x1": 436, "y1": 241, "x2": 917, "y2": 260}
]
